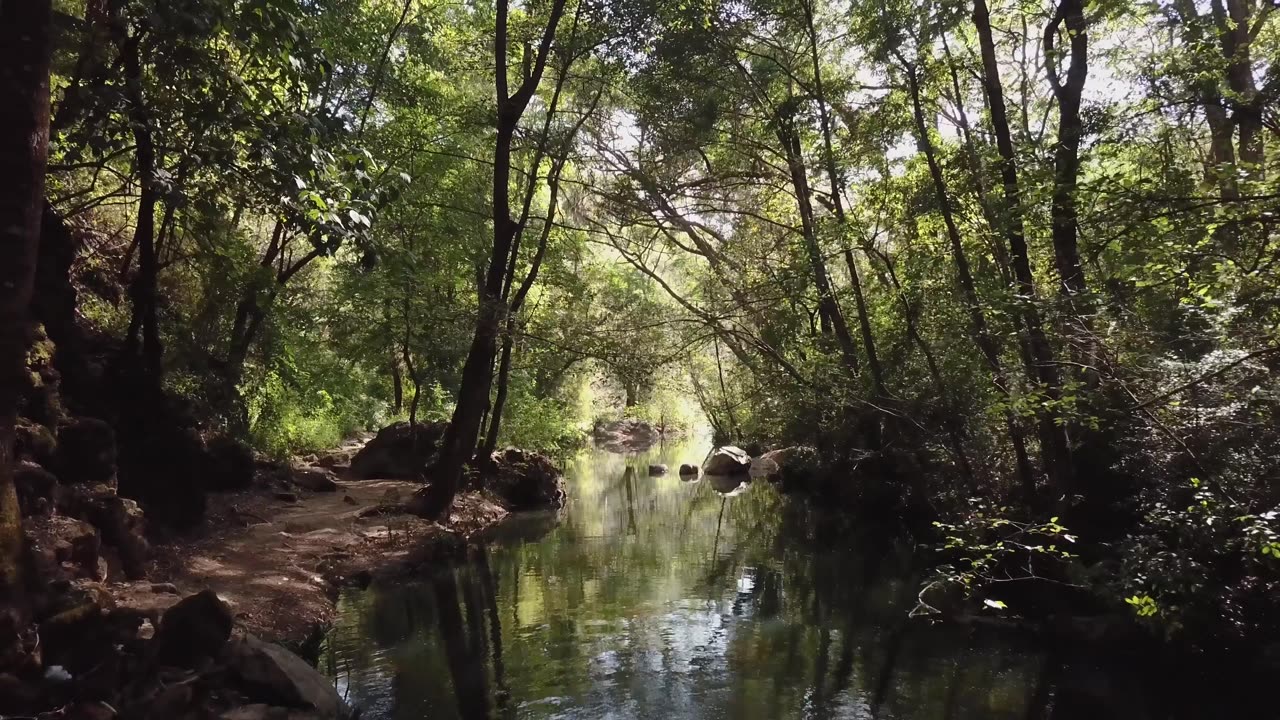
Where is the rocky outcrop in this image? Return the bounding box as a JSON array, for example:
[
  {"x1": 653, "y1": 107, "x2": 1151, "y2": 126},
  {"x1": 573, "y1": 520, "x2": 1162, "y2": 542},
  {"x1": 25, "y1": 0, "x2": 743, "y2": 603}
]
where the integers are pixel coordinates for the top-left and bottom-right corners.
[
  {"x1": 15, "y1": 461, "x2": 58, "y2": 517},
  {"x1": 702, "y1": 446, "x2": 751, "y2": 475},
  {"x1": 349, "y1": 421, "x2": 447, "y2": 480},
  {"x1": 481, "y1": 448, "x2": 566, "y2": 510},
  {"x1": 61, "y1": 485, "x2": 150, "y2": 580}
]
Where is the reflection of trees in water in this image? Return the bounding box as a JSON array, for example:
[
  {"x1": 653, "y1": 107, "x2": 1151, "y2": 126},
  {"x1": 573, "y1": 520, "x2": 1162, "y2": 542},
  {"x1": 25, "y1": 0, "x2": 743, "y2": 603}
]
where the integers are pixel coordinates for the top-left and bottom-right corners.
[{"x1": 325, "y1": 446, "x2": 1147, "y2": 720}]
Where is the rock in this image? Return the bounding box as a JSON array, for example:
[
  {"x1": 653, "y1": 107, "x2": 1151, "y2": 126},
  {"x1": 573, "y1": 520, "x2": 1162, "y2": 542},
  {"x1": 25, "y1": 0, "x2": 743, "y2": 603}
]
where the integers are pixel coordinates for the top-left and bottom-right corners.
[
  {"x1": 152, "y1": 590, "x2": 234, "y2": 668},
  {"x1": 752, "y1": 446, "x2": 821, "y2": 488},
  {"x1": 60, "y1": 486, "x2": 150, "y2": 580},
  {"x1": 349, "y1": 421, "x2": 447, "y2": 480},
  {"x1": 224, "y1": 633, "x2": 346, "y2": 718},
  {"x1": 274, "y1": 492, "x2": 300, "y2": 503},
  {"x1": 205, "y1": 434, "x2": 256, "y2": 491},
  {"x1": 342, "y1": 495, "x2": 356, "y2": 505},
  {"x1": 27, "y1": 515, "x2": 101, "y2": 579},
  {"x1": 15, "y1": 460, "x2": 58, "y2": 516},
  {"x1": 678, "y1": 463, "x2": 699, "y2": 477},
  {"x1": 0, "y1": 672, "x2": 40, "y2": 715},
  {"x1": 647, "y1": 464, "x2": 668, "y2": 476},
  {"x1": 55, "y1": 417, "x2": 117, "y2": 486},
  {"x1": 14, "y1": 417, "x2": 57, "y2": 467},
  {"x1": 222, "y1": 704, "x2": 327, "y2": 720},
  {"x1": 59, "y1": 701, "x2": 118, "y2": 720},
  {"x1": 481, "y1": 448, "x2": 566, "y2": 510},
  {"x1": 702, "y1": 446, "x2": 751, "y2": 475},
  {"x1": 292, "y1": 468, "x2": 339, "y2": 492},
  {"x1": 150, "y1": 582, "x2": 179, "y2": 594}
]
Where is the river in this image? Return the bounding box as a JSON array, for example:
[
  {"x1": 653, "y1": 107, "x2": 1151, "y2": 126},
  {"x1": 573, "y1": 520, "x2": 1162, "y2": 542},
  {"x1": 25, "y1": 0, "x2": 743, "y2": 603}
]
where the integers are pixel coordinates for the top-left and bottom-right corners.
[{"x1": 321, "y1": 436, "x2": 1168, "y2": 719}]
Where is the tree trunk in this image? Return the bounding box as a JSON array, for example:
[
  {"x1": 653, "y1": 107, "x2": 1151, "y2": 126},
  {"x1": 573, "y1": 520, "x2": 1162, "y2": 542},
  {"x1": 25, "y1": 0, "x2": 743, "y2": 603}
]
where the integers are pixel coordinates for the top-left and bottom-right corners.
[
  {"x1": 974, "y1": 0, "x2": 1074, "y2": 494},
  {"x1": 802, "y1": 0, "x2": 885, "y2": 397},
  {"x1": 0, "y1": 0, "x2": 54, "y2": 603},
  {"x1": 1045, "y1": 0, "x2": 1089, "y2": 297},
  {"x1": 481, "y1": 317, "x2": 517, "y2": 456},
  {"x1": 122, "y1": 31, "x2": 163, "y2": 384},
  {"x1": 416, "y1": 0, "x2": 568, "y2": 520},
  {"x1": 904, "y1": 61, "x2": 1036, "y2": 492}
]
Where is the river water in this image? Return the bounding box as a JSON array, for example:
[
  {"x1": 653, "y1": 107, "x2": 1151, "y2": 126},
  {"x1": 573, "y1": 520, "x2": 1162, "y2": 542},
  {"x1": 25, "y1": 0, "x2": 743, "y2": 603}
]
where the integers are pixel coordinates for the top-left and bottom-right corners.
[{"x1": 321, "y1": 437, "x2": 1164, "y2": 719}]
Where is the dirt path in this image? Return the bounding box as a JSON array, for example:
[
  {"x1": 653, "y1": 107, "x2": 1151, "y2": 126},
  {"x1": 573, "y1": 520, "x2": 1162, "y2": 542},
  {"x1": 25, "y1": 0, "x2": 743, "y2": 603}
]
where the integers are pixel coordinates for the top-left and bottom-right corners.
[{"x1": 127, "y1": 436, "x2": 511, "y2": 650}]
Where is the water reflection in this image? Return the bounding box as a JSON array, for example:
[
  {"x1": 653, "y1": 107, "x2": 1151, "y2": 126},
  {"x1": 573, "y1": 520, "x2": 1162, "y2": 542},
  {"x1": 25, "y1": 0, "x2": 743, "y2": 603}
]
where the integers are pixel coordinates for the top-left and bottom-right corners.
[{"x1": 323, "y1": 438, "x2": 1148, "y2": 719}]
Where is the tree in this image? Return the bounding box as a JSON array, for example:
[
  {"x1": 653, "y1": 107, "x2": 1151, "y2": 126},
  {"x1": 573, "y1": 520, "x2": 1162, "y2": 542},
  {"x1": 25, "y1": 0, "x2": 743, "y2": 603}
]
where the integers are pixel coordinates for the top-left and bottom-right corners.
[{"x1": 0, "y1": 0, "x2": 54, "y2": 600}]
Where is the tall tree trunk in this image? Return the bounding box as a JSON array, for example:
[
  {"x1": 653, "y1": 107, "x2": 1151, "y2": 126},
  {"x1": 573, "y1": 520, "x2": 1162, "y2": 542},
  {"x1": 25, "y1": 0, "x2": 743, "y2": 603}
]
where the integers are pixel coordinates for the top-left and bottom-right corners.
[
  {"x1": 0, "y1": 0, "x2": 54, "y2": 603},
  {"x1": 417, "y1": 0, "x2": 568, "y2": 520},
  {"x1": 775, "y1": 112, "x2": 861, "y2": 377},
  {"x1": 974, "y1": 0, "x2": 1074, "y2": 494},
  {"x1": 802, "y1": 0, "x2": 886, "y2": 397},
  {"x1": 1045, "y1": 0, "x2": 1089, "y2": 298},
  {"x1": 122, "y1": 31, "x2": 163, "y2": 384},
  {"x1": 482, "y1": 317, "x2": 517, "y2": 455},
  {"x1": 903, "y1": 60, "x2": 1035, "y2": 492}
]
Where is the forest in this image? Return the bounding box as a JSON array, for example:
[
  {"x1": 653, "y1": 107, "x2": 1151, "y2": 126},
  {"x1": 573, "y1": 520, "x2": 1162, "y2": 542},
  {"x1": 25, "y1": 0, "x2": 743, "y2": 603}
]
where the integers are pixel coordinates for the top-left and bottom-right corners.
[{"x1": 1, "y1": 0, "x2": 1279, "y2": 716}]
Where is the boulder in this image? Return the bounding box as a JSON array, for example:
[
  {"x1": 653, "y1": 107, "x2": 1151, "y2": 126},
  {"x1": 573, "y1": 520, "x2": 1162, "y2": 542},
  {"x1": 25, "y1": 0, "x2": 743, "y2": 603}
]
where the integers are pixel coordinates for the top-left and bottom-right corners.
[
  {"x1": 151, "y1": 590, "x2": 234, "y2": 668},
  {"x1": 26, "y1": 515, "x2": 101, "y2": 579},
  {"x1": 702, "y1": 446, "x2": 751, "y2": 475},
  {"x1": 291, "y1": 468, "x2": 339, "y2": 493},
  {"x1": 205, "y1": 434, "x2": 256, "y2": 491},
  {"x1": 61, "y1": 486, "x2": 149, "y2": 580},
  {"x1": 482, "y1": 448, "x2": 567, "y2": 510},
  {"x1": 222, "y1": 705, "x2": 328, "y2": 720},
  {"x1": 678, "y1": 463, "x2": 699, "y2": 477},
  {"x1": 349, "y1": 421, "x2": 447, "y2": 480},
  {"x1": 55, "y1": 417, "x2": 117, "y2": 486},
  {"x1": 14, "y1": 460, "x2": 58, "y2": 516},
  {"x1": 224, "y1": 633, "x2": 346, "y2": 718},
  {"x1": 647, "y1": 464, "x2": 668, "y2": 476},
  {"x1": 707, "y1": 474, "x2": 750, "y2": 496},
  {"x1": 14, "y1": 417, "x2": 57, "y2": 467},
  {"x1": 751, "y1": 446, "x2": 821, "y2": 488}
]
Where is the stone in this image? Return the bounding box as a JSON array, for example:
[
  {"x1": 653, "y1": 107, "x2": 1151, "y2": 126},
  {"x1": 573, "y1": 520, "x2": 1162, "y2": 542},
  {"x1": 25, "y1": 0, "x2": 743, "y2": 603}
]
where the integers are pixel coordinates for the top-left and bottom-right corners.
[
  {"x1": 26, "y1": 515, "x2": 100, "y2": 578},
  {"x1": 15, "y1": 460, "x2": 58, "y2": 516},
  {"x1": 14, "y1": 417, "x2": 57, "y2": 467},
  {"x1": 349, "y1": 421, "x2": 448, "y2": 480},
  {"x1": 224, "y1": 633, "x2": 346, "y2": 718},
  {"x1": 702, "y1": 446, "x2": 751, "y2": 475},
  {"x1": 752, "y1": 446, "x2": 821, "y2": 488},
  {"x1": 205, "y1": 434, "x2": 256, "y2": 492},
  {"x1": 60, "y1": 486, "x2": 150, "y2": 580},
  {"x1": 342, "y1": 495, "x2": 356, "y2": 505},
  {"x1": 151, "y1": 590, "x2": 234, "y2": 668},
  {"x1": 481, "y1": 448, "x2": 566, "y2": 510},
  {"x1": 292, "y1": 468, "x2": 339, "y2": 492},
  {"x1": 221, "y1": 704, "x2": 327, "y2": 720},
  {"x1": 274, "y1": 492, "x2": 300, "y2": 503},
  {"x1": 678, "y1": 463, "x2": 699, "y2": 477},
  {"x1": 150, "y1": 582, "x2": 179, "y2": 594},
  {"x1": 55, "y1": 417, "x2": 117, "y2": 486},
  {"x1": 647, "y1": 464, "x2": 668, "y2": 476}
]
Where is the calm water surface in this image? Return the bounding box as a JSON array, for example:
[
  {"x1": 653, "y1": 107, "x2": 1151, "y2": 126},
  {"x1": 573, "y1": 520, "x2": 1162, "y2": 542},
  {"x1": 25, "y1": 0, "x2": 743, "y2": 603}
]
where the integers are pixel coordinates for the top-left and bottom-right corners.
[{"x1": 321, "y1": 438, "x2": 1159, "y2": 719}]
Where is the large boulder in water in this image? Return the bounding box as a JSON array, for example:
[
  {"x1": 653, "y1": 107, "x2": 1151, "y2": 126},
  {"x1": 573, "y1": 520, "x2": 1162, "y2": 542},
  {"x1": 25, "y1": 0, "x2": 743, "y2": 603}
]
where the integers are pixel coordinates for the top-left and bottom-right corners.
[
  {"x1": 483, "y1": 448, "x2": 566, "y2": 510},
  {"x1": 349, "y1": 421, "x2": 447, "y2": 480},
  {"x1": 703, "y1": 446, "x2": 751, "y2": 475}
]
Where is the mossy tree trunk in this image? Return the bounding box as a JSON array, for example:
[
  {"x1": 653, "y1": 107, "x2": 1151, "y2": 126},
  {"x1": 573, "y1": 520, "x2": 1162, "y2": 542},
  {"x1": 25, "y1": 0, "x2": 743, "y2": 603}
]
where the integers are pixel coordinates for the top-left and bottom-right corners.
[{"x1": 0, "y1": 0, "x2": 54, "y2": 604}]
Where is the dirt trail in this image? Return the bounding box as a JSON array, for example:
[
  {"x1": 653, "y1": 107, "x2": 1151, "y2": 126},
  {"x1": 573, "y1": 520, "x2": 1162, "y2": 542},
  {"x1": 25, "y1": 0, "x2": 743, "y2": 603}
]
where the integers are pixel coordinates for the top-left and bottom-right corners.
[{"x1": 136, "y1": 438, "x2": 508, "y2": 650}]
